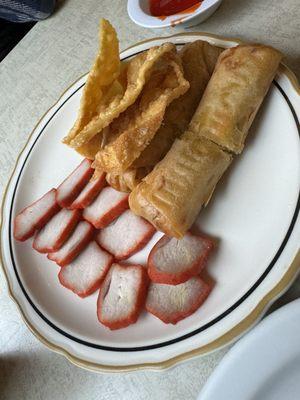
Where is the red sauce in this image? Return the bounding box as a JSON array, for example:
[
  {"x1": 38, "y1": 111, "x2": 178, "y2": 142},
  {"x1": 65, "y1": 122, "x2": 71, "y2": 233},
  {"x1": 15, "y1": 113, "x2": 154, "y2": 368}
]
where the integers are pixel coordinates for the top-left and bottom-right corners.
[
  {"x1": 150, "y1": 0, "x2": 201, "y2": 16},
  {"x1": 175, "y1": 2, "x2": 202, "y2": 15}
]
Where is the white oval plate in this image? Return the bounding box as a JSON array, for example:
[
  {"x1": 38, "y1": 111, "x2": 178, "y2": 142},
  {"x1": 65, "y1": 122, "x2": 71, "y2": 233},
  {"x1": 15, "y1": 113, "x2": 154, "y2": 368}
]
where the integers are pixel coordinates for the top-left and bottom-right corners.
[
  {"x1": 199, "y1": 298, "x2": 300, "y2": 400},
  {"x1": 1, "y1": 33, "x2": 300, "y2": 372}
]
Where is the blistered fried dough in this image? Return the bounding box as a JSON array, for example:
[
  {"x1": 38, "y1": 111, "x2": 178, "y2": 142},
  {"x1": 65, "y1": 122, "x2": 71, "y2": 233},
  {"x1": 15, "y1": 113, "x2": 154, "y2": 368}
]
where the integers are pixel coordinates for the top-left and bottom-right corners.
[
  {"x1": 95, "y1": 51, "x2": 189, "y2": 173},
  {"x1": 101, "y1": 41, "x2": 222, "y2": 191},
  {"x1": 129, "y1": 44, "x2": 281, "y2": 238},
  {"x1": 129, "y1": 134, "x2": 232, "y2": 238},
  {"x1": 106, "y1": 167, "x2": 152, "y2": 193},
  {"x1": 63, "y1": 19, "x2": 120, "y2": 146},
  {"x1": 68, "y1": 43, "x2": 176, "y2": 157},
  {"x1": 133, "y1": 40, "x2": 223, "y2": 168},
  {"x1": 189, "y1": 44, "x2": 282, "y2": 154}
]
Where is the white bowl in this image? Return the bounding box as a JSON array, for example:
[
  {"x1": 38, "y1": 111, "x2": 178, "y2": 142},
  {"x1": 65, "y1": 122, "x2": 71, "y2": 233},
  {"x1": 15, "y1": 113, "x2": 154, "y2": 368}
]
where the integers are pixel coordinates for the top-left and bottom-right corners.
[{"x1": 127, "y1": 0, "x2": 223, "y2": 28}]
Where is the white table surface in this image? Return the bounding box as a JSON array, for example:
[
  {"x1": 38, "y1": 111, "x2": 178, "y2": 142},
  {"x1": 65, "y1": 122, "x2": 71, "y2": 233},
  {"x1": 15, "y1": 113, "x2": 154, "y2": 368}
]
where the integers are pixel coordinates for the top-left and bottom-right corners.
[{"x1": 0, "y1": 1, "x2": 299, "y2": 399}]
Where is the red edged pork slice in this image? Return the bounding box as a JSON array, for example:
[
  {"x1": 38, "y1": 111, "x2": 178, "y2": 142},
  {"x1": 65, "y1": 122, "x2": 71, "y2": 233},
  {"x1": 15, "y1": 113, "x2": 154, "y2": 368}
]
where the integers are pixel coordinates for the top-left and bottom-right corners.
[
  {"x1": 58, "y1": 241, "x2": 113, "y2": 297},
  {"x1": 14, "y1": 188, "x2": 60, "y2": 241},
  {"x1": 47, "y1": 221, "x2": 94, "y2": 266},
  {"x1": 33, "y1": 209, "x2": 81, "y2": 253},
  {"x1": 97, "y1": 263, "x2": 148, "y2": 330},
  {"x1": 148, "y1": 233, "x2": 214, "y2": 285},
  {"x1": 56, "y1": 159, "x2": 93, "y2": 207},
  {"x1": 146, "y1": 277, "x2": 211, "y2": 324},
  {"x1": 83, "y1": 187, "x2": 129, "y2": 229},
  {"x1": 70, "y1": 172, "x2": 106, "y2": 209},
  {"x1": 96, "y1": 210, "x2": 155, "y2": 260}
]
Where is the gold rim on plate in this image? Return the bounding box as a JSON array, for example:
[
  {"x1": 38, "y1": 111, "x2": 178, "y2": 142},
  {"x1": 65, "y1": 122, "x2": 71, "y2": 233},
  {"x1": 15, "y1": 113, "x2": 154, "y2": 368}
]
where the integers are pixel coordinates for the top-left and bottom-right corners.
[{"x1": 1, "y1": 32, "x2": 300, "y2": 373}]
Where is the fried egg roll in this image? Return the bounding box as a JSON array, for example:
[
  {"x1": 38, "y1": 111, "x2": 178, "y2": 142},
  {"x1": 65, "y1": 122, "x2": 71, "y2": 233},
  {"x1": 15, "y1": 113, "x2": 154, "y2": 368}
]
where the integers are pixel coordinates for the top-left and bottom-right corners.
[
  {"x1": 129, "y1": 44, "x2": 282, "y2": 237},
  {"x1": 189, "y1": 44, "x2": 282, "y2": 154},
  {"x1": 129, "y1": 133, "x2": 232, "y2": 238}
]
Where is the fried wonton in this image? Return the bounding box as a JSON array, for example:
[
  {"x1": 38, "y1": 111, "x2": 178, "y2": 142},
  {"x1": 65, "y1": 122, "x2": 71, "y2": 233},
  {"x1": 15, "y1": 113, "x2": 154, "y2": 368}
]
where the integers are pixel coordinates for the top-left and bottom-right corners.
[
  {"x1": 94, "y1": 50, "x2": 189, "y2": 173},
  {"x1": 63, "y1": 19, "x2": 120, "y2": 147},
  {"x1": 64, "y1": 27, "x2": 176, "y2": 158},
  {"x1": 103, "y1": 40, "x2": 222, "y2": 192},
  {"x1": 133, "y1": 40, "x2": 223, "y2": 168}
]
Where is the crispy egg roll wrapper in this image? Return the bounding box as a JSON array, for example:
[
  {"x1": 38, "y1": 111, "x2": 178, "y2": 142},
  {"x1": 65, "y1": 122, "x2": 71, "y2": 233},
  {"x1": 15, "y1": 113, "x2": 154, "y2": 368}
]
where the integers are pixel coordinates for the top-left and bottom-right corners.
[
  {"x1": 129, "y1": 134, "x2": 232, "y2": 238},
  {"x1": 189, "y1": 44, "x2": 282, "y2": 154}
]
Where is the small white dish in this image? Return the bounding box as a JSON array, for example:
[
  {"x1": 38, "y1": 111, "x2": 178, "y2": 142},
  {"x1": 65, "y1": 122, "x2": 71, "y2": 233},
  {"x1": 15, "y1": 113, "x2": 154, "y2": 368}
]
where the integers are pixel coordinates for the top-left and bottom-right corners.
[
  {"x1": 199, "y1": 298, "x2": 300, "y2": 400},
  {"x1": 1, "y1": 33, "x2": 300, "y2": 373},
  {"x1": 127, "y1": 0, "x2": 223, "y2": 29}
]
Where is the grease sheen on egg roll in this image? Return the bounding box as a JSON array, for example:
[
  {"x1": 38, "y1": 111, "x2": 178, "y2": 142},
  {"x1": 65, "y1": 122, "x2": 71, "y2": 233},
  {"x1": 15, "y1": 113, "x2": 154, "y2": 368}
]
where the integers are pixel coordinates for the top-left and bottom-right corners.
[
  {"x1": 189, "y1": 44, "x2": 282, "y2": 154},
  {"x1": 129, "y1": 44, "x2": 282, "y2": 238}
]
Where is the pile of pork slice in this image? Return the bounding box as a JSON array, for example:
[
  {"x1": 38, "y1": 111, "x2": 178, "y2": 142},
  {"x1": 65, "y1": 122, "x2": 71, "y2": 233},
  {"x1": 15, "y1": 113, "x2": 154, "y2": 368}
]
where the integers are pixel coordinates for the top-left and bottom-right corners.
[{"x1": 14, "y1": 159, "x2": 214, "y2": 330}]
